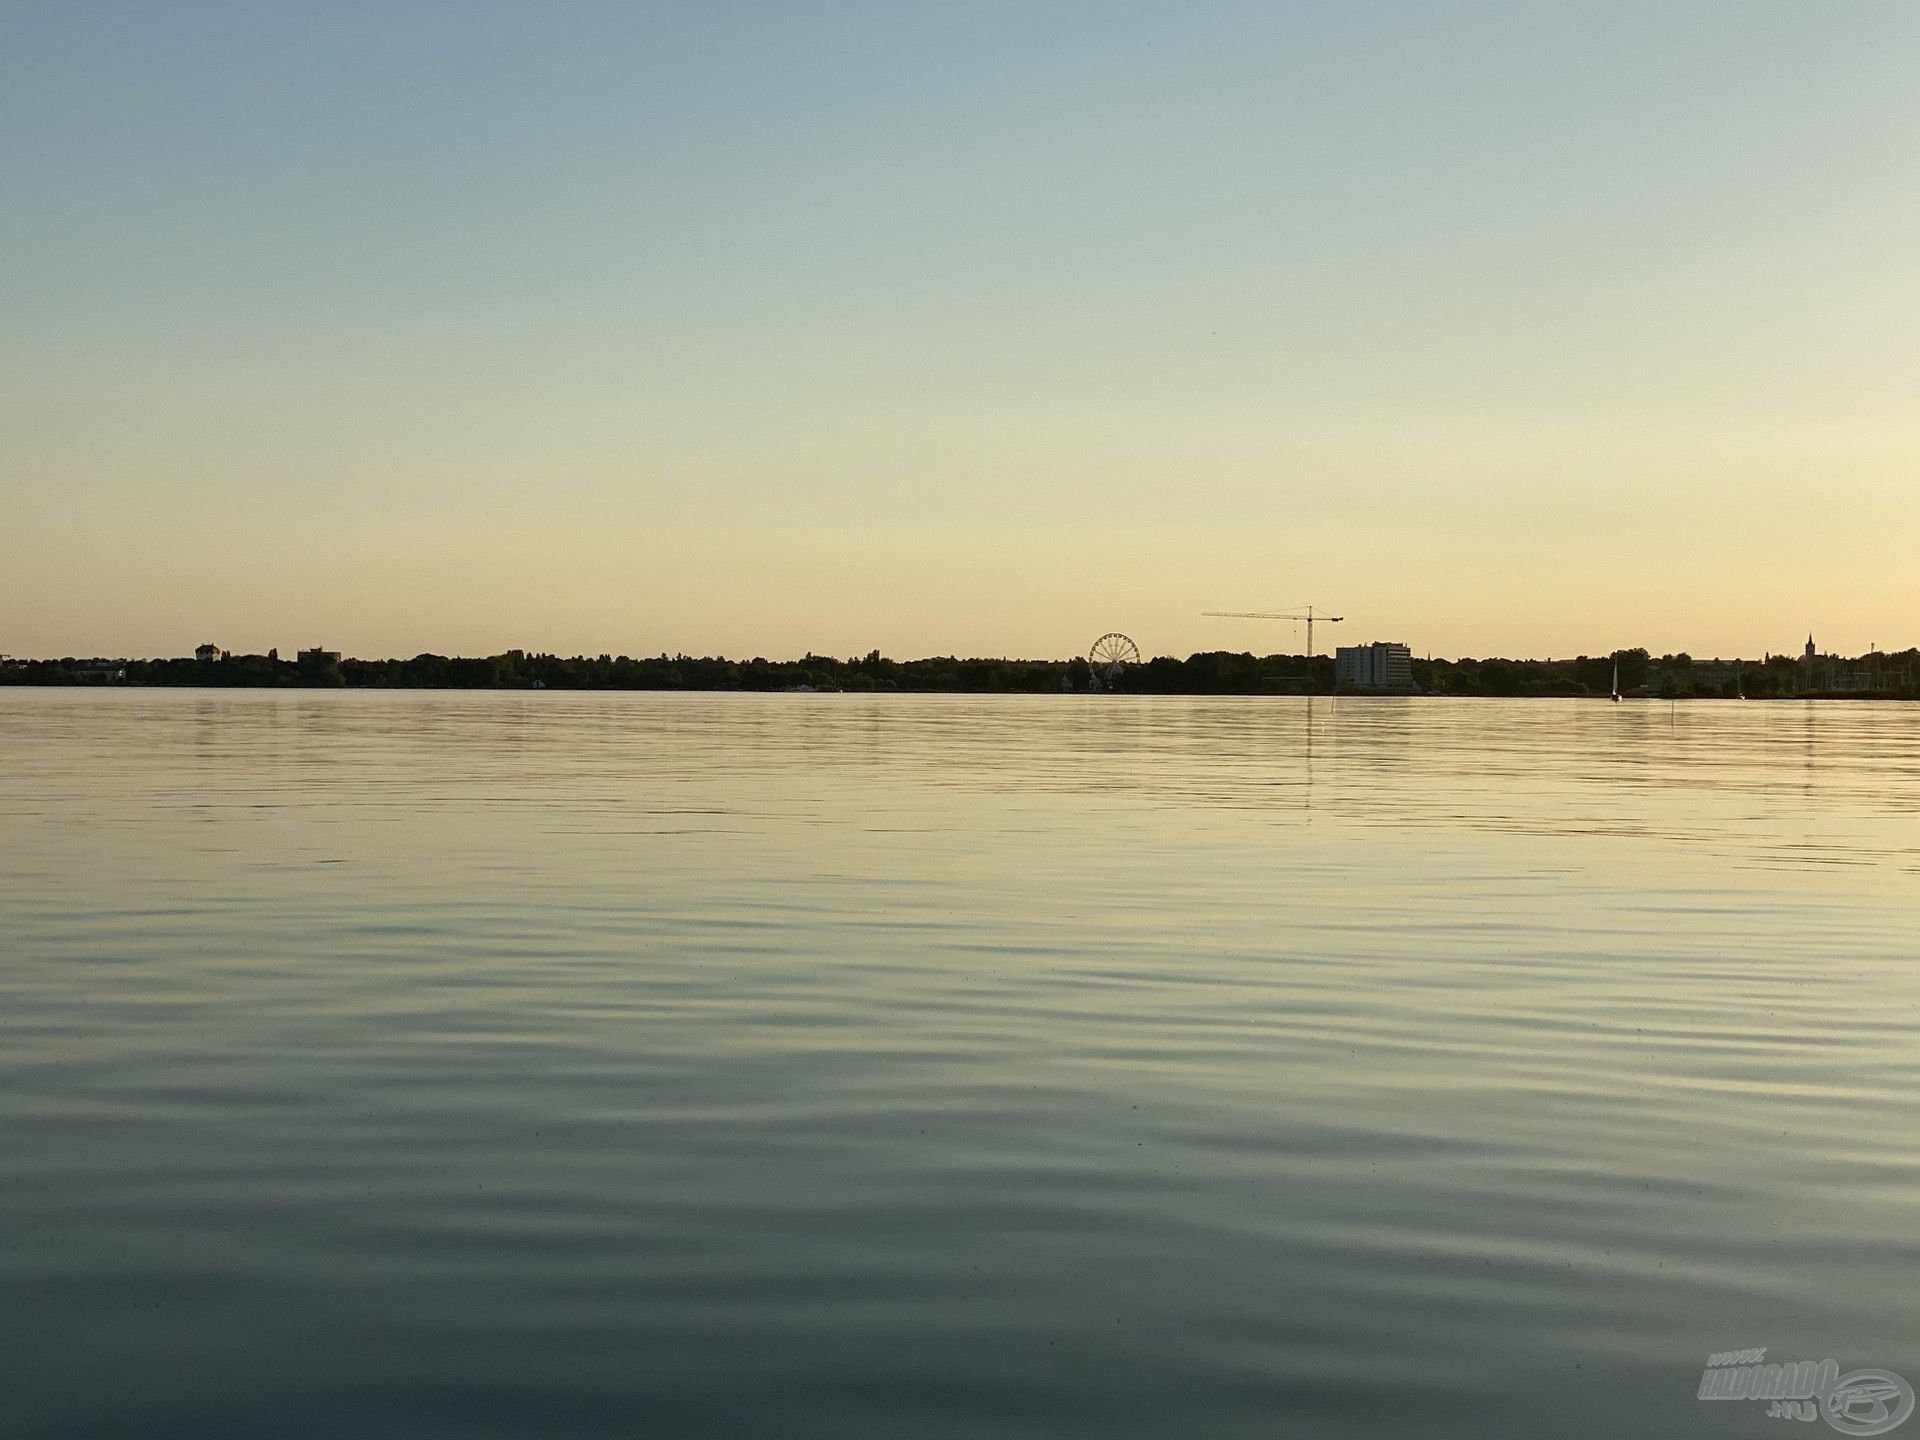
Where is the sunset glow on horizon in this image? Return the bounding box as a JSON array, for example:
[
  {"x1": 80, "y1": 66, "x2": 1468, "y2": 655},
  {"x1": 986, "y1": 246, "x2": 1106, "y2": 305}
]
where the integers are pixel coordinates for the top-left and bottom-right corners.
[{"x1": 6, "y1": 2, "x2": 1919, "y2": 661}]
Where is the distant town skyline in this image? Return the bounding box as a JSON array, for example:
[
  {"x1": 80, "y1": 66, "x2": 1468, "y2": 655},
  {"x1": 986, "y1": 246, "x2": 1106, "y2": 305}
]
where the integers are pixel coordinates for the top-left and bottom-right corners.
[
  {"x1": 6, "y1": 3, "x2": 1920, "y2": 660},
  {"x1": 9, "y1": 635, "x2": 1917, "y2": 701},
  {"x1": 5, "y1": 633, "x2": 1909, "y2": 670}
]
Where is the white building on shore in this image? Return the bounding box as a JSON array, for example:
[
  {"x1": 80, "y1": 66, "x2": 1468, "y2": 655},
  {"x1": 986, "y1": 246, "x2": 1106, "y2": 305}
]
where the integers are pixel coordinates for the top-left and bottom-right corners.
[{"x1": 1335, "y1": 641, "x2": 1416, "y2": 694}]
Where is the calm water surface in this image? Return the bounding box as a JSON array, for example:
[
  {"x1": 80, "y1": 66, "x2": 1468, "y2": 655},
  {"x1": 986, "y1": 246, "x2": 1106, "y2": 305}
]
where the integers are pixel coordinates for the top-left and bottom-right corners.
[{"x1": 3, "y1": 691, "x2": 1918, "y2": 1438}]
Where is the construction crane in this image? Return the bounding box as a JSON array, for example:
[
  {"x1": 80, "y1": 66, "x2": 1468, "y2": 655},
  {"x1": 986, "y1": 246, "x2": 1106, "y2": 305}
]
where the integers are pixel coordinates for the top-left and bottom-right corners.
[{"x1": 1202, "y1": 606, "x2": 1345, "y2": 657}]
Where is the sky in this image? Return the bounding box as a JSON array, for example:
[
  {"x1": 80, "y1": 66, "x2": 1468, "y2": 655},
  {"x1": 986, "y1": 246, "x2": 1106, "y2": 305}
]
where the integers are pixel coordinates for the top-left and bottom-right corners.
[{"x1": 4, "y1": 1, "x2": 1919, "y2": 662}]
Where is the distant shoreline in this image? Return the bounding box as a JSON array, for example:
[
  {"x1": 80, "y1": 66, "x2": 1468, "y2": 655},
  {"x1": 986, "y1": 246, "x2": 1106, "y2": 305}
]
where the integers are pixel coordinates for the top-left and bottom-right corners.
[
  {"x1": 3, "y1": 647, "x2": 1914, "y2": 701},
  {"x1": 3, "y1": 685, "x2": 1914, "y2": 703}
]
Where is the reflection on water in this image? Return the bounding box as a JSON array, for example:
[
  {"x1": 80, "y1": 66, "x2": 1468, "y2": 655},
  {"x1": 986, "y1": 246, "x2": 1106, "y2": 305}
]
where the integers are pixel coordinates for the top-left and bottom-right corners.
[{"x1": 2, "y1": 691, "x2": 1917, "y2": 1438}]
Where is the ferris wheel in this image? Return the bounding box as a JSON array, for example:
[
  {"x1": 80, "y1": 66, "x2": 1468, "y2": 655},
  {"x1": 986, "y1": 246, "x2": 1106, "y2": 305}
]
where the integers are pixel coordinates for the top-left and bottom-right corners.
[{"x1": 1087, "y1": 632, "x2": 1142, "y2": 687}]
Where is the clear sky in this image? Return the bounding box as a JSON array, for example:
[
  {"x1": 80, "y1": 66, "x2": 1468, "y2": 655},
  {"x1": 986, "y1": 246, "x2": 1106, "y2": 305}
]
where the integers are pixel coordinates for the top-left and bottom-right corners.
[{"x1": 5, "y1": 2, "x2": 1918, "y2": 662}]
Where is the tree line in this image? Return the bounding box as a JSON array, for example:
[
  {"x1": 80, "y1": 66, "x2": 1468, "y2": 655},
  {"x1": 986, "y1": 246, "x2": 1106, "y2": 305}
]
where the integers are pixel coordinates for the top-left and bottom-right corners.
[{"x1": 4, "y1": 646, "x2": 1916, "y2": 698}]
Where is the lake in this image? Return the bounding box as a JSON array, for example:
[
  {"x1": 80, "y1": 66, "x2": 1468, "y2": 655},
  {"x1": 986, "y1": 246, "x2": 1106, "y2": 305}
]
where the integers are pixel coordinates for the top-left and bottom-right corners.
[{"x1": 3, "y1": 690, "x2": 1917, "y2": 1438}]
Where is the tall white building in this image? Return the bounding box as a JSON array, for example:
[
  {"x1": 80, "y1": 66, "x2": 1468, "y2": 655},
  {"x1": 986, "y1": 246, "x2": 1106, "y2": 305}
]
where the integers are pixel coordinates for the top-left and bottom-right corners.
[{"x1": 1335, "y1": 641, "x2": 1415, "y2": 693}]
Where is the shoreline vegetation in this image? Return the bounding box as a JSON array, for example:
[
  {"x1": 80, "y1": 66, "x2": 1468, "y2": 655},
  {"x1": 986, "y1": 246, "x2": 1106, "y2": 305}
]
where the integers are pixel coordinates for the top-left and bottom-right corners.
[{"x1": 4, "y1": 647, "x2": 1917, "y2": 699}]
